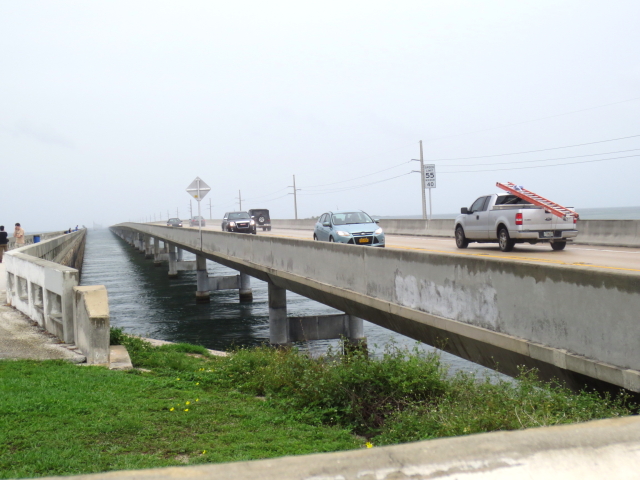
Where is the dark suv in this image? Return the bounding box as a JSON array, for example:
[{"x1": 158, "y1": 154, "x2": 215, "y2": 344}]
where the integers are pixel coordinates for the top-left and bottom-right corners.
[
  {"x1": 248, "y1": 209, "x2": 271, "y2": 231},
  {"x1": 222, "y1": 211, "x2": 256, "y2": 234},
  {"x1": 189, "y1": 216, "x2": 206, "y2": 227}
]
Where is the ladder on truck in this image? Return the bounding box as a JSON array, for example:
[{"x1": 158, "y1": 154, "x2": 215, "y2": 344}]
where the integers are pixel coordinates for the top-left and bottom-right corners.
[{"x1": 496, "y1": 182, "x2": 579, "y2": 221}]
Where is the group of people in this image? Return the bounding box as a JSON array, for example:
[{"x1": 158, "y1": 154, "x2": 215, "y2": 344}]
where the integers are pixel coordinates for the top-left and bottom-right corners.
[
  {"x1": 64, "y1": 225, "x2": 79, "y2": 234},
  {"x1": 0, "y1": 223, "x2": 25, "y2": 263}
]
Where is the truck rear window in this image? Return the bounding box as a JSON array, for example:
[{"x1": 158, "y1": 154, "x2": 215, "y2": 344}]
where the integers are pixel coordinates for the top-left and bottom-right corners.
[{"x1": 495, "y1": 195, "x2": 531, "y2": 206}]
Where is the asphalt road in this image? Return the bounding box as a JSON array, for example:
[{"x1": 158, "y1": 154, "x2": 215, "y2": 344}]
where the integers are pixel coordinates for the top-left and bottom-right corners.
[{"x1": 193, "y1": 224, "x2": 640, "y2": 275}]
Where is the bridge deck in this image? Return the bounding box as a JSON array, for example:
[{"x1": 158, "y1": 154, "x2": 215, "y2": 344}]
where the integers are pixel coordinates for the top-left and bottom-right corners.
[{"x1": 112, "y1": 223, "x2": 640, "y2": 392}]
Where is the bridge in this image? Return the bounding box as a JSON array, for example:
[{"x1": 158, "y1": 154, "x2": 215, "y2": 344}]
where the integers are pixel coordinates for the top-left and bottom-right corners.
[{"x1": 110, "y1": 222, "x2": 640, "y2": 393}]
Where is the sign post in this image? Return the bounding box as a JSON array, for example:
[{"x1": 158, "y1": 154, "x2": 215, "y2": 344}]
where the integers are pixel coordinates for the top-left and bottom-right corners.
[
  {"x1": 424, "y1": 164, "x2": 436, "y2": 223},
  {"x1": 186, "y1": 176, "x2": 211, "y2": 249}
]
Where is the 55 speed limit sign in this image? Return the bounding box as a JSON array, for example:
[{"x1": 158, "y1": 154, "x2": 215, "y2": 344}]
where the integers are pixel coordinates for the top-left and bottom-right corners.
[{"x1": 424, "y1": 164, "x2": 436, "y2": 188}]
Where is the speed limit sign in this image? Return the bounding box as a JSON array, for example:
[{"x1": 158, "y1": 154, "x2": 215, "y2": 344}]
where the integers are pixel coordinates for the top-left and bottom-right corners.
[{"x1": 424, "y1": 164, "x2": 436, "y2": 188}]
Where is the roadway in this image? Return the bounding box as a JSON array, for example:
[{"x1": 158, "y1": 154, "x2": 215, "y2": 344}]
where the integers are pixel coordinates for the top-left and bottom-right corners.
[{"x1": 192, "y1": 224, "x2": 640, "y2": 274}]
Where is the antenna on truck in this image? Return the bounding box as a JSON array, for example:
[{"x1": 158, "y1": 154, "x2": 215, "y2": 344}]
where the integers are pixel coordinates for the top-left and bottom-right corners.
[{"x1": 496, "y1": 182, "x2": 580, "y2": 221}]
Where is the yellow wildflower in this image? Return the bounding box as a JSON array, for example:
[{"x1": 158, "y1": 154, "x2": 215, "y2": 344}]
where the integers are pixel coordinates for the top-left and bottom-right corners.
[
  {"x1": 184, "y1": 408, "x2": 189, "y2": 412},
  {"x1": 365, "y1": 442, "x2": 373, "y2": 448},
  {"x1": 170, "y1": 407, "x2": 175, "y2": 412},
  {"x1": 196, "y1": 398, "x2": 199, "y2": 402},
  {"x1": 186, "y1": 401, "x2": 191, "y2": 405}
]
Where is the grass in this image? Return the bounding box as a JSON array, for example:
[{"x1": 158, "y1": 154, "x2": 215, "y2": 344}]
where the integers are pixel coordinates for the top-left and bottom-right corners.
[{"x1": 0, "y1": 330, "x2": 635, "y2": 479}]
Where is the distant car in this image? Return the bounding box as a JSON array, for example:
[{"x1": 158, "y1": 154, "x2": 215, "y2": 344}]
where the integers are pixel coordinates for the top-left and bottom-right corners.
[
  {"x1": 222, "y1": 211, "x2": 256, "y2": 234},
  {"x1": 189, "y1": 216, "x2": 206, "y2": 227},
  {"x1": 314, "y1": 210, "x2": 384, "y2": 247},
  {"x1": 248, "y1": 208, "x2": 271, "y2": 231},
  {"x1": 167, "y1": 218, "x2": 183, "y2": 227}
]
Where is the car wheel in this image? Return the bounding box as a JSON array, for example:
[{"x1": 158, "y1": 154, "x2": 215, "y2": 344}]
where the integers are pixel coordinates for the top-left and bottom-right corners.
[
  {"x1": 329, "y1": 236, "x2": 335, "y2": 243},
  {"x1": 267, "y1": 226, "x2": 271, "y2": 231},
  {"x1": 313, "y1": 234, "x2": 318, "y2": 241},
  {"x1": 262, "y1": 227, "x2": 266, "y2": 231},
  {"x1": 550, "y1": 240, "x2": 566, "y2": 251},
  {"x1": 252, "y1": 229, "x2": 256, "y2": 235},
  {"x1": 455, "y1": 226, "x2": 469, "y2": 249},
  {"x1": 498, "y1": 227, "x2": 515, "y2": 252}
]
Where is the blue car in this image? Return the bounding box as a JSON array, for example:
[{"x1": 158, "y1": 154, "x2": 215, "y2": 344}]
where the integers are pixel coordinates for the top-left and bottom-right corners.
[{"x1": 313, "y1": 210, "x2": 385, "y2": 247}]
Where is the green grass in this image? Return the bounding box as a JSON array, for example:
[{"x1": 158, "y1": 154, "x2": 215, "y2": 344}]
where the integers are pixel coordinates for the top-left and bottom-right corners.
[{"x1": 0, "y1": 331, "x2": 634, "y2": 479}]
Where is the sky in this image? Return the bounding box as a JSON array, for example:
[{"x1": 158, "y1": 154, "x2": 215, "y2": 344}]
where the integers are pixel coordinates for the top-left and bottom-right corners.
[{"x1": 2, "y1": 1, "x2": 639, "y2": 231}]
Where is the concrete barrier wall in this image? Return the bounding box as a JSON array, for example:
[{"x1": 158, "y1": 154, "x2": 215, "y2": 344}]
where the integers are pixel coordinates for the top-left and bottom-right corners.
[
  {"x1": 112, "y1": 224, "x2": 640, "y2": 391},
  {"x1": 271, "y1": 218, "x2": 640, "y2": 248},
  {"x1": 8, "y1": 230, "x2": 66, "y2": 249},
  {"x1": 4, "y1": 229, "x2": 108, "y2": 364},
  {"x1": 73, "y1": 286, "x2": 110, "y2": 365},
  {"x1": 574, "y1": 220, "x2": 640, "y2": 247}
]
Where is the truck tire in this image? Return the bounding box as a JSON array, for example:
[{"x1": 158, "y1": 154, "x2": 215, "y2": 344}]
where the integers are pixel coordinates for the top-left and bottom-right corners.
[
  {"x1": 550, "y1": 240, "x2": 566, "y2": 251},
  {"x1": 455, "y1": 226, "x2": 469, "y2": 249},
  {"x1": 498, "y1": 227, "x2": 515, "y2": 252},
  {"x1": 267, "y1": 226, "x2": 271, "y2": 231}
]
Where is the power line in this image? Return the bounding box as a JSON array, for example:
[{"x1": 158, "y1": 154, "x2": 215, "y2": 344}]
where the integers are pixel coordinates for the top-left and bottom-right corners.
[
  {"x1": 427, "y1": 134, "x2": 640, "y2": 161},
  {"x1": 439, "y1": 153, "x2": 640, "y2": 173},
  {"x1": 303, "y1": 160, "x2": 412, "y2": 190},
  {"x1": 424, "y1": 95, "x2": 640, "y2": 144},
  {"x1": 444, "y1": 148, "x2": 640, "y2": 167},
  {"x1": 299, "y1": 172, "x2": 413, "y2": 195}
]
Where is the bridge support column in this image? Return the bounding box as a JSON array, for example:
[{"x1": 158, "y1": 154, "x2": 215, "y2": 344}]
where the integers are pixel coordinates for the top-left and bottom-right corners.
[
  {"x1": 153, "y1": 238, "x2": 162, "y2": 267},
  {"x1": 345, "y1": 315, "x2": 367, "y2": 355},
  {"x1": 239, "y1": 273, "x2": 253, "y2": 302},
  {"x1": 168, "y1": 244, "x2": 178, "y2": 278},
  {"x1": 137, "y1": 233, "x2": 145, "y2": 253},
  {"x1": 195, "y1": 255, "x2": 210, "y2": 303},
  {"x1": 144, "y1": 235, "x2": 153, "y2": 259},
  {"x1": 177, "y1": 248, "x2": 184, "y2": 262},
  {"x1": 268, "y1": 282, "x2": 289, "y2": 346}
]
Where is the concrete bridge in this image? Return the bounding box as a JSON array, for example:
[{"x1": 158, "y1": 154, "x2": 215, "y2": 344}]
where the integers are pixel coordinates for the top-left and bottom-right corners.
[{"x1": 111, "y1": 222, "x2": 640, "y2": 393}]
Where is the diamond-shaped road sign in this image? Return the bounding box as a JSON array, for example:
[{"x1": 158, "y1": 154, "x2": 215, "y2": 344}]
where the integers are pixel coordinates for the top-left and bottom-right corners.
[{"x1": 186, "y1": 177, "x2": 211, "y2": 200}]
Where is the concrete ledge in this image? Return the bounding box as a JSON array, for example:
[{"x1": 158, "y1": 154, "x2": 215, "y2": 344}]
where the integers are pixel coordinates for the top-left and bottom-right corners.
[
  {"x1": 73, "y1": 285, "x2": 110, "y2": 365},
  {"x1": 109, "y1": 345, "x2": 133, "y2": 370},
  {"x1": 35, "y1": 416, "x2": 640, "y2": 480}
]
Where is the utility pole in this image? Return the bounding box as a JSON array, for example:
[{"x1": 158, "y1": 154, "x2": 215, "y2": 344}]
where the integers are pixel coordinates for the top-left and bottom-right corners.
[
  {"x1": 420, "y1": 140, "x2": 427, "y2": 221},
  {"x1": 176, "y1": 207, "x2": 179, "y2": 219},
  {"x1": 289, "y1": 175, "x2": 301, "y2": 220},
  {"x1": 411, "y1": 141, "x2": 427, "y2": 221},
  {"x1": 189, "y1": 200, "x2": 193, "y2": 219},
  {"x1": 208, "y1": 198, "x2": 212, "y2": 219},
  {"x1": 237, "y1": 190, "x2": 242, "y2": 210}
]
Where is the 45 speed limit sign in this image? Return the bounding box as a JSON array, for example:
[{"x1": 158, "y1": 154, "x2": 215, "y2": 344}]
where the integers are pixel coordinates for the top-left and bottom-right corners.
[{"x1": 424, "y1": 164, "x2": 436, "y2": 188}]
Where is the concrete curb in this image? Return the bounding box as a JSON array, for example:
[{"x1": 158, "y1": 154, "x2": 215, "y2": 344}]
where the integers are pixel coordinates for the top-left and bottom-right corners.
[{"x1": 34, "y1": 416, "x2": 640, "y2": 480}]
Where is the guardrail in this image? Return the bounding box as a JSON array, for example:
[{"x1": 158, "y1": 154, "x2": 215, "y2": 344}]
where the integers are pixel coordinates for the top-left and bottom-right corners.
[
  {"x1": 4, "y1": 230, "x2": 110, "y2": 365},
  {"x1": 270, "y1": 219, "x2": 640, "y2": 248}
]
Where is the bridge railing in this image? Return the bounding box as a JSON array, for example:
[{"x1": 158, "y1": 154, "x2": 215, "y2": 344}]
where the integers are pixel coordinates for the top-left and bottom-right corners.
[{"x1": 4, "y1": 230, "x2": 110, "y2": 365}]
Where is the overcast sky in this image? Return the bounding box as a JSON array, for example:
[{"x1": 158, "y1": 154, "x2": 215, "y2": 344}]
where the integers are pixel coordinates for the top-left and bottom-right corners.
[{"x1": 2, "y1": 1, "x2": 639, "y2": 230}]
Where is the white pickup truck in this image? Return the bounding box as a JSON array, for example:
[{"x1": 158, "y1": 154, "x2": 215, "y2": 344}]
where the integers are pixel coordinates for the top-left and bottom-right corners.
[{"x1": 454, "y1": 193, "x2": 578, "y2": 252}]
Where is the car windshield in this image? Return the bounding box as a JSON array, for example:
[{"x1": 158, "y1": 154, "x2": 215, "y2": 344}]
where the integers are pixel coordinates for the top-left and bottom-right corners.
[
  {"x1": 193, "y1": 216, "x2": 203, "y2": 220},
  {"x1": 229, "y1": 212, "x2": 250, "y2": 220},
  {"x1": 169, "y1": 218, "x2": 180, "y2": 222},
  {"x1": 332, "y1": 212, "x2": 373, "y2": 225}
]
